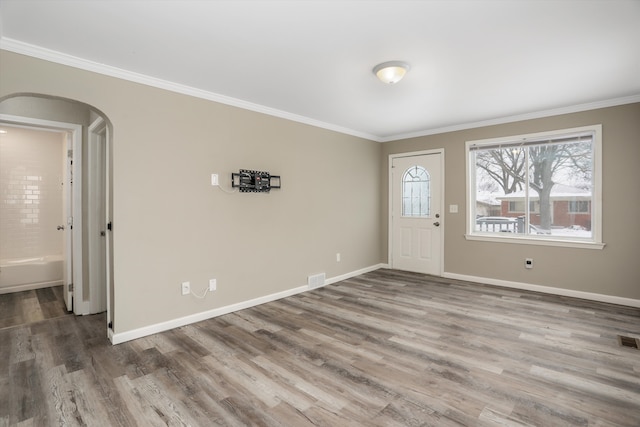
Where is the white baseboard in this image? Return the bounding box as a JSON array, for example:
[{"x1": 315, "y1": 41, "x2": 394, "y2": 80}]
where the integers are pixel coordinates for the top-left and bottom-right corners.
[
  {"x1": 111, "y1": 263, "x2": 386, "y2": 345},
  {"x1": 443, "y1": 272, "x2": 640, "y2": 308},
  {"x1": 325, "y1": 263, "x2": 387, "y2": 285}
]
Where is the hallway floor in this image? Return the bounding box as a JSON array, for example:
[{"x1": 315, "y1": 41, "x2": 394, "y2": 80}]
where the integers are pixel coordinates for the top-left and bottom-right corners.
[{"x1": 0, "y1": 285, "x2": 70, "y2": 330}]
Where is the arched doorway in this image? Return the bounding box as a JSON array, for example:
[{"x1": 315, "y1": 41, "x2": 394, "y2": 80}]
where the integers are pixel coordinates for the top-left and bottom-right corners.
[{"x1": 0, "y1": 93, "x2": 113, "y2": 337}]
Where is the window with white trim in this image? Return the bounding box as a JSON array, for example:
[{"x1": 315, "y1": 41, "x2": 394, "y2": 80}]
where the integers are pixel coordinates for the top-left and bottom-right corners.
[{"x1": 466, "y1": 125, "x2": 603, "y2": 248}]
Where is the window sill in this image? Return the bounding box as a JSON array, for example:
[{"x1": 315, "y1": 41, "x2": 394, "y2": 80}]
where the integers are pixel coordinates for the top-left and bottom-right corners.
[{"x1": 464, "y1": 233, "x2": 606, "y2": 250}]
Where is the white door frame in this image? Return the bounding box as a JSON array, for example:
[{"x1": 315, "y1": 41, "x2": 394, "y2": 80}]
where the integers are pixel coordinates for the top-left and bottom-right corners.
[
  {"x1": 0, "y1": 114, "x2": 85, "y2": 312},
  {"x1": 388, "y1": 149, "x2": 445, "y2": 274}
]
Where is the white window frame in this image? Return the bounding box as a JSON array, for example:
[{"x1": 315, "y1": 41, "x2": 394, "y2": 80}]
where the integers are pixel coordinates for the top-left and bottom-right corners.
[{"x1": 465, "y1": 125, "x2": 604, "y2": 250}]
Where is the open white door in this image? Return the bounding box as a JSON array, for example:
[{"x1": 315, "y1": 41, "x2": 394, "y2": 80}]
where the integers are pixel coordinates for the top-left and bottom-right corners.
[
  {"x1": 88, "y1": 117, "x2": 107, "y2": 314},
  {"x1": 62, "y1": 132, "x2": 74, "y2": 311},
  {"x1": 390, "y1": 151, "x2": 444, "y2": 275}
]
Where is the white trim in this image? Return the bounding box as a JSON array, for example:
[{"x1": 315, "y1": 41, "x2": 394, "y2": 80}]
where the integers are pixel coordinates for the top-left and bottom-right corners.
[
  {"x1": 388, "y1": 149, "x2": 445, "y2": 275},
  {"x1": 465, "y1": 124, "x2": 603, "y2": 249},
  {"x1": 110, "y1": 263, "x2": 385, "y2": 344},
  {"x1": 3, "y1": 38, "x2": 639, "y2": 144},
  {"x1": 0, "y1": 39, "x2": 377, "y2": 141},
  {"x1": 381, "y1": 95, "x2": 640, "y2": 143},
  {"x1": 443, "y1": 272, "x2": 640, "y2": 308},
  {"x1": 0, "y1": 114, "x2": 87, "y2": 314},
  {"x1": 0, "y1": 113, "x2": 80, "y2": 133},
  {"x1": 103, "y1": 121, "x2": 113, "y2": 334},
  {"x1": 464, "y1": 234, "x2": 605, "y2": 250},
  {"x1": 324, "y1": 264, "x2": 383, "y2": 286}
]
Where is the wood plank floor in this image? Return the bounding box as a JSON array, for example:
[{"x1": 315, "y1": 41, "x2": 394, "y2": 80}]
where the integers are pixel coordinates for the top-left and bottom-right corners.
[
  {"x1": 0, "y1": 286, "x2": 70, "y2": 330},
  {"x1": 1, "y1": 269, "x2": 639, "y2": 426}
]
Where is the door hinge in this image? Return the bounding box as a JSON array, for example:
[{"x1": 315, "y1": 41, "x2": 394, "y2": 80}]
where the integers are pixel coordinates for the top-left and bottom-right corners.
[
  {"x1": 67, "y1": 149, "x2": 73, "y2": 158},
  {"x1": 107, "y1": 221, "x2": 112, "y2": 231},
  {"x1": 108, "y1": 321, "x2": 113, "y2": 330},
  {"x1": 68, "y1": 283, "x2": 74, "y2": 292}
]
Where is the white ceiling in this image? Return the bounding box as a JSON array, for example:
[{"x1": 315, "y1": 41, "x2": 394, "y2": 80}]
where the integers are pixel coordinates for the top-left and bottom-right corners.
[{"x1": 1, "y1": 0, "x2": 639, "y2": 142}]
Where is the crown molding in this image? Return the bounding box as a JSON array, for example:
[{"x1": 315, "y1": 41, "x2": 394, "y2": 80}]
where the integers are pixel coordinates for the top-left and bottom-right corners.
[
  {"x1": 2, "y1": 37, "x2": 639, "y2": 144},
  {"x1": 381, "y1": 94, "x2": 640, "y2": 143},
  {"x1": 0, "y1": 37, "x2": 379, "y2": 141}
]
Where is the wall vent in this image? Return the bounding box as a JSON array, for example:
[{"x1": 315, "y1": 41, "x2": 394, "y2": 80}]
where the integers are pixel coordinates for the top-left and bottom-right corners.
[
  {"x1": 618, "y1": 335, "x2": 639, "y2": 349},
  {"x1": 308, "y1": 273, "x2": 326, "y2": 289}
]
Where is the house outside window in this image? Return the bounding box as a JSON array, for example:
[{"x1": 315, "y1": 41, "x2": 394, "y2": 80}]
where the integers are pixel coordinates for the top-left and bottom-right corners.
[
  {"x1": 508, "y1": 200, "x2": 539, "y2": 213},
  {"x1": 466, "y1": 125, "x2": 603, "y2": 249},
  {"x1": 568, "y1": 200, "x2": 590, "y2": 213}
]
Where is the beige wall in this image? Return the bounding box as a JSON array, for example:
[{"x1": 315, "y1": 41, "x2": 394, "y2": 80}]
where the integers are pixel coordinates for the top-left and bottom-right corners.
[
  {"x1": 0, "y1": 51, "x2": 382, "y2": 333},
  {"x1": 1, "y1": 49, "x2": 638, "y2": 338},
  {"x1": 381, "y1": 103, "x2": 640, "y2": 300},
  {"x1": 0, "y1": 95, "x2": 91, "y2": 125}
]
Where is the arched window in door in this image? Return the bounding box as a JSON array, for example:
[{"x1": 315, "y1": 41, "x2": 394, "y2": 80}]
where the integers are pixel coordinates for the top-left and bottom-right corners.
[{"x1": 402, "y1": 166, "x2": 430, "y2": 217}]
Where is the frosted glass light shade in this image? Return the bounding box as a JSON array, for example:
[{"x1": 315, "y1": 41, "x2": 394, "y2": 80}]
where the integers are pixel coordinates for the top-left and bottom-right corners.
[{"x1": 373, "y1": 61, "x2": 410, "y2": 84}]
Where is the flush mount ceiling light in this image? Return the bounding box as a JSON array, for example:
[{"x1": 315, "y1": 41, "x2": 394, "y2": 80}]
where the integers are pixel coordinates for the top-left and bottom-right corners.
[{"x1": 373, "y1": 61, "x2": 410, "y2": 84}]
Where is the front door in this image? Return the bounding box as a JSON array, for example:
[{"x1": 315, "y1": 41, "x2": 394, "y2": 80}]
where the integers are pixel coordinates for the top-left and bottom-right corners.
[{"x1": 391, "y1": 152, "x2": 443, "y2": 275}]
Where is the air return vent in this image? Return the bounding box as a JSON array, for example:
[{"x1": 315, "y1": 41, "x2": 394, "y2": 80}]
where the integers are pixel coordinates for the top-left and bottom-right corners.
[
  {"x1": 618, "y1": 335, "x2": 639, "y2": 349},
  {"x1": 308, "y1": 273, "x2": 326, "y2": 289}
]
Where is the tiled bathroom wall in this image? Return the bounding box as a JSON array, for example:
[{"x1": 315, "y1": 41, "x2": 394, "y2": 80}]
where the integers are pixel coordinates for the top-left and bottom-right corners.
[{"x1": 0, "y1": 126, "x2": 65, "y2": 261}]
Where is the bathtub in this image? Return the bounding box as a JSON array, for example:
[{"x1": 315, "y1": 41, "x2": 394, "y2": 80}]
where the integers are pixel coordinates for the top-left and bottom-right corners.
[{"x1": 0, "y1": 254, "x2": 64, "y2": 294}]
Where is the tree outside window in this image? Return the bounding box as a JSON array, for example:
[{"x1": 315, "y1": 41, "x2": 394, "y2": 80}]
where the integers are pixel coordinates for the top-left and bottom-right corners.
[{"x1": 467, "y1": 125, "x2": 602, "y2": 246}]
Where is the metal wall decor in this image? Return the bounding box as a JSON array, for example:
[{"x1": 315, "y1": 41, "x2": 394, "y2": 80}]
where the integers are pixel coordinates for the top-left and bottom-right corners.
[{"x1": 231, "y1": 169, "x2": 281, "y2": 193}]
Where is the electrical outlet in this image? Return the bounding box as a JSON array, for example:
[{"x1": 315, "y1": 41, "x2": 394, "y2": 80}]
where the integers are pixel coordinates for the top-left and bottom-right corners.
[
  {"x1": 211, "y1": 174, "x2": 219, "y2": 186},
  {"x1": 336, "y1": 253, "x2": 341, "y2": 262},
  {"x1": 209, "y1": 278, "x2": 217, "y2": 291},
  {"x1": 181, "y1": 281, "x2": 190, "y2": 295},
  {"x1": 525, "y1": 258, "x2": 534, "y2": 269}
]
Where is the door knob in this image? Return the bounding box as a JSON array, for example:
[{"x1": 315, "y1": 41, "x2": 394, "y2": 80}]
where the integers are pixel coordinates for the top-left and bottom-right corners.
[
  {"x1": 434, "y1": 222, "x2": 440, "y2": 227},
  {"x1": 57, "y1": 225, "x2": 65, "y2": 230}
]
